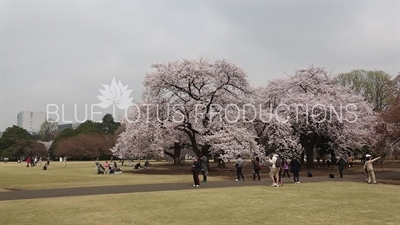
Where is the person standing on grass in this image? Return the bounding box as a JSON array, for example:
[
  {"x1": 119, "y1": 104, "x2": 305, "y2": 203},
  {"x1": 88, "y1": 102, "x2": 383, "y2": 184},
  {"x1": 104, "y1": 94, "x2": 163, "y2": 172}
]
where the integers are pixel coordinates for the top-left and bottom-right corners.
[
  {"x1": 267, "y1": 152, "x2": 279, "y2": 187},
  {"x1": 282, "y1": 160, "x2": 290, "y2": 178},
  {"x1": 192, "y1": 157, "x2": 202, "y2": 187},
  {"x1": 30, "y1": 157, "x2": 34, "y2": 167},
  {"x1": 46, "y1": 154, "x2": 50, "y2": 166},
  {"x1": 235, "y1": 154, "x2": 245, "y2": 181},
  {"x1": 252, "y1": 156, "x2": 261, "y2": 181},
  {"x1": 63, "y1": 156, "x2": 67, "y2": 167},
  {"x1": 290, "y1": 157, "x2": 301, "y2": 183},
  {"x1": 363, "y1": 155, "x2": 381, "y2": 184},
  {"x1": 336, "y1": 156, "x2": 346, "y2": 178},
  {"x1": 26, "y1": 157, "x2": 31, "y2": 167},
  {"x1": 201, "y1": 156, "x2": 208, "y2": 182}
]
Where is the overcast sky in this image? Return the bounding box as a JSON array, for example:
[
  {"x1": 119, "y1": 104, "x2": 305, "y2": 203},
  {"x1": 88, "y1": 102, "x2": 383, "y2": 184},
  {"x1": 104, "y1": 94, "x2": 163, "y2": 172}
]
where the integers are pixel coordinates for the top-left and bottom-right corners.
[{"x1": 1, "y1": 0, "x2": 399, "y2": 131}]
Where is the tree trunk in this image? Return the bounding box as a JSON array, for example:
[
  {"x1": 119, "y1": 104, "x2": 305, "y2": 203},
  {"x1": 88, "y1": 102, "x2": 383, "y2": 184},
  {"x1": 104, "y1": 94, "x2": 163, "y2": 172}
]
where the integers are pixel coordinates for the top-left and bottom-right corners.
[
  {"x1": 305, "y1": 145, "x2": 314, "y2": 169},
  {"x1": 173, "y1": 142, "x2": 182, "y2": 164},
  {"x1": 300, "y1": 133, "x2": 317, "y2": 169},
  {"x1": 173, "y1": 157, "x2": 180, "y2": 165},
  {"x1": 164, "y1": 142, "x2": 182, "y2": 165},
  {"x1": 214, "y1": 154, "x2": 219, "y2": 163}
]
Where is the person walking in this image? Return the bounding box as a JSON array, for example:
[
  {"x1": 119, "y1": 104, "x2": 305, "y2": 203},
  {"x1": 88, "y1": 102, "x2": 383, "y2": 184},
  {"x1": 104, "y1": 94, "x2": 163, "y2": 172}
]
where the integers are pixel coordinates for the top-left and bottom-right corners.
[
  {"x1": 252, "y1": 156, "x2": 261, "y2": 181},
  {"x1": 336, "y1": 156, "x2": 346, "y2": 178},
  {"x1": 267, "y1": 152, "x2": 280, "y2": 187},
  {"x1": 201, "y1": 156, "x2": 208, "y2": 182},
  {"x1": 290, "y1": 157, "x2": 301, "y2": 183},
  {"x1": 363, "y1": 154, "x2": 381, "y2": 184},
  {"x1": 235, "y1": 154, "x2": 245, "y2": 181},
  {"x1": 192, "y1": 157, "x2": 202, "y2": 187},
  {"x1": 46, "y1": 154, "x2": 50, "y2": 166},
  {"x1": 282, "y1": 160, "x2": 290, "y2": 178}
]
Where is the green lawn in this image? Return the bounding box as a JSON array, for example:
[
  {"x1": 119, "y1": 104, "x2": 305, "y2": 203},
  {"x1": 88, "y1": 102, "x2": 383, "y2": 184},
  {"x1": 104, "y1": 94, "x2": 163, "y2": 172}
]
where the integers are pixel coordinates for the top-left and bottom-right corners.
[
  {"x1": 1, "y1": 182, "x2": 399, "y2": 225},
  {"x1": 0, "y1": 161, "x2": 226, "y2": 190}
]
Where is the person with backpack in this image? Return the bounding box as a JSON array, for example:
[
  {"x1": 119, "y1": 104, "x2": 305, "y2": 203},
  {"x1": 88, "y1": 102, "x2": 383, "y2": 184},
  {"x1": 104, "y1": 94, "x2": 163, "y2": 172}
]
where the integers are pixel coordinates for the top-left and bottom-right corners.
[{"x1": 252, "y1": 156, "x2": 261, "y2": 181}]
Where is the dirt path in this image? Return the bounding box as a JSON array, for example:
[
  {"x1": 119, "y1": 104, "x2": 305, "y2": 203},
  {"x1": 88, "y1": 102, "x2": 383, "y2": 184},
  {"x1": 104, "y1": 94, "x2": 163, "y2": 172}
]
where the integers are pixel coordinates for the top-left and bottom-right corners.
[{"x1": 1, "y1": 170, "x2": 399, "y2": 201}]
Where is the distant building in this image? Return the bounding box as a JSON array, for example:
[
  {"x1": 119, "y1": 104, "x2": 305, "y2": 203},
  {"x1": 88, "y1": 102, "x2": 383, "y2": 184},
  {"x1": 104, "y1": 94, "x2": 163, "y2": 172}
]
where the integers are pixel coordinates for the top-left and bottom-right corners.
[
  {"x1": 17, "y1": 111, "x2": 46, "y2": 134},
  {"x1": 58, "y1": 123, "x2": 80, "y2": 132}
]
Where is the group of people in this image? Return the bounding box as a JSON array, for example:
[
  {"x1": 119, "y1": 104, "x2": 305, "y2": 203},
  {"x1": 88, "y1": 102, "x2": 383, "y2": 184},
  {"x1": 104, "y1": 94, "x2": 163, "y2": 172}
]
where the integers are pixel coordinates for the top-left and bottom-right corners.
[
  {"x1": 191, "y1": 151, "x2": 383, "y2": 187},
  {"x1": 247, "y1": 152, "x2": 302, "y2": 187},
  {"x1": 96, "y1": 161, "x2": 122, "y2": 174},
  {"x1": 24, "y1": 155, "x2": 51, "y2": 169},
  {"x1": 25, "y1": 156, "x2": 42, "y2": 167},
  {"x1": 191, "y1": 152, "x2": 303, "y2": 187},
  {"x1": 133, "y1": 160, "x2": 151, "y2": 169}
]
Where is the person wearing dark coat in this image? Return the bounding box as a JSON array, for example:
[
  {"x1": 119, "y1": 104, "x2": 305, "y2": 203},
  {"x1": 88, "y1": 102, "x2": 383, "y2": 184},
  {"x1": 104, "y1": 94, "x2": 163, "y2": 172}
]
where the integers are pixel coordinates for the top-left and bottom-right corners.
[
  {"x1": 336, "y1": 156, "x2": 347, "y2": 178},
  {"x1": 252, "y1": 156, "x2": 261, "y2": 181},
  {"x1": 200, "y1": 156, "x2": 208, "y2": 182},
  {"x1": 192, "y1": 157, "x2": 202, "y2": 187},
  {"x1": 290, "y1": 158, "x2": 302, "y2": 183}
]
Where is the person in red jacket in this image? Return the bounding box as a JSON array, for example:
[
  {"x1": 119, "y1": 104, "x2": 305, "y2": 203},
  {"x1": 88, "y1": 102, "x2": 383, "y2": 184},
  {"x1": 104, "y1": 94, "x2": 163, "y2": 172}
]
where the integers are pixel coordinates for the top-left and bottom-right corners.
[{"x1": 26, "y1": 157, "x2": 31, "y2": 167}]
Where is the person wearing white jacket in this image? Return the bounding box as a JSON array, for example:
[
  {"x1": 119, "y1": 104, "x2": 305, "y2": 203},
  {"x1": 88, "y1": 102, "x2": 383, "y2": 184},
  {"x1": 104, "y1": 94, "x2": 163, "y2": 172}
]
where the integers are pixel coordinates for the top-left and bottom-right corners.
[
  {"x1": 267, "y1": 152, "x2": 279, "y2": 187},
  {"x1": 363, "y1": 154, "x2": 381, "y2": 184}
]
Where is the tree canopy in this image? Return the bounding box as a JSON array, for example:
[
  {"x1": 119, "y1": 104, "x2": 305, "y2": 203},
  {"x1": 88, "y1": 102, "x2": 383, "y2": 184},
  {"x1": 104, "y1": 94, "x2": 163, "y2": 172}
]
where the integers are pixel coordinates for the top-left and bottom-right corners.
[{"x1": 113, "y1": 59, "x2": 376, "y2": 168}]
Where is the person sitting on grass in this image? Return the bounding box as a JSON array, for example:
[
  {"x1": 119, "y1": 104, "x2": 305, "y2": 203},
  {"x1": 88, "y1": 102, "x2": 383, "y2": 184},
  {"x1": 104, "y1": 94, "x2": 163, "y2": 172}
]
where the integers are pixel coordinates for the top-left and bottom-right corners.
[
  {"x1": 134, "y1": 163, "x2": 141, "y2": 169},
  {"x1": 144, "y1": 160, "x2": 150, "y2": 169},
  {"x1": 113, "y1": 161, "x2": 122, "y2": 171},
  {"x1": 109, "y1": 165, "x2": 115, "y2": 174},
  {"x1": 96, "y1": 162, "x2": 106, "y2": 174},
  {"x1": 43, "y1": 163, "x2": 48, "y2": 170}
]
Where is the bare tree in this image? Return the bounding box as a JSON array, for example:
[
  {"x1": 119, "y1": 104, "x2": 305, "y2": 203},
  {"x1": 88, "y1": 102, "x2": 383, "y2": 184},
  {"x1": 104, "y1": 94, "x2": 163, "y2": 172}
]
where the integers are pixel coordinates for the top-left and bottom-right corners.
[{"x1": 39, "y1": 120, "x2": 58, "y2": 142}]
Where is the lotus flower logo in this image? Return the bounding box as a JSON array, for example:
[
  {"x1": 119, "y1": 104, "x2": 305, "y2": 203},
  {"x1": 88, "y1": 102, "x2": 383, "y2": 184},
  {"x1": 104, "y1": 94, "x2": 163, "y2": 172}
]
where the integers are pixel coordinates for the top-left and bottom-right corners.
[{"x1": 97, "y1": 78, "x2": 134, "y2": 117}]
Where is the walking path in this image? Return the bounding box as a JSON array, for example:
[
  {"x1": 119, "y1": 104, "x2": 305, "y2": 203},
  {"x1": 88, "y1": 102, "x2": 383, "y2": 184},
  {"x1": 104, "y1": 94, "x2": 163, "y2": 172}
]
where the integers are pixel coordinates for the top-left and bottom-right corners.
[{"x1": 1, "y1": 170, "x2": 398, "y2": 201}]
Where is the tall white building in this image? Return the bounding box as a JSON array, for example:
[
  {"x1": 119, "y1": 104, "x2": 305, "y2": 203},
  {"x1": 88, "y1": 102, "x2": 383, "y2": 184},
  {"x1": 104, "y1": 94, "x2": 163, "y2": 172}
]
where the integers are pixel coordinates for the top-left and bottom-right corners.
[{"x1": 17, "y1": 111, "x2": 46, "y2": 133}]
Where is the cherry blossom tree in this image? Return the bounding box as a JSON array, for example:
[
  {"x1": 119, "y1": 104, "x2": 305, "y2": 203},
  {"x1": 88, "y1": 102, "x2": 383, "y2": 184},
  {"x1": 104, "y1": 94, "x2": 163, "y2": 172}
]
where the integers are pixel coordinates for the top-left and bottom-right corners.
[
  {"x1": 141, "y1": 58, "x2": 255, "y2": 159},
  {"x1": 111, "y1": 103, "x2": 192, "y2": 164},
  {"x1": 114, "y1": 61, "x2": 375, "y2": 168},
  {"x1": 257, "y1": 65, "x2": 376, "y2": 168}
]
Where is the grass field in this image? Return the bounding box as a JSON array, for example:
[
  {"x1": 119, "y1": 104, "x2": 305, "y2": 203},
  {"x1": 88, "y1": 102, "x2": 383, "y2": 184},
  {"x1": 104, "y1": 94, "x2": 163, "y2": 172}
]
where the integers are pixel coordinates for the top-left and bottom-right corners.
[
  {"x1": 1, "y1": 160, "x2": 399, "y2": 225},
  {"x1": 0, "y1": 161, "x2": 227, "y2": 190},
  {"x1": 1, "y1": 182, "x2": 399, "y2": 225}
]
